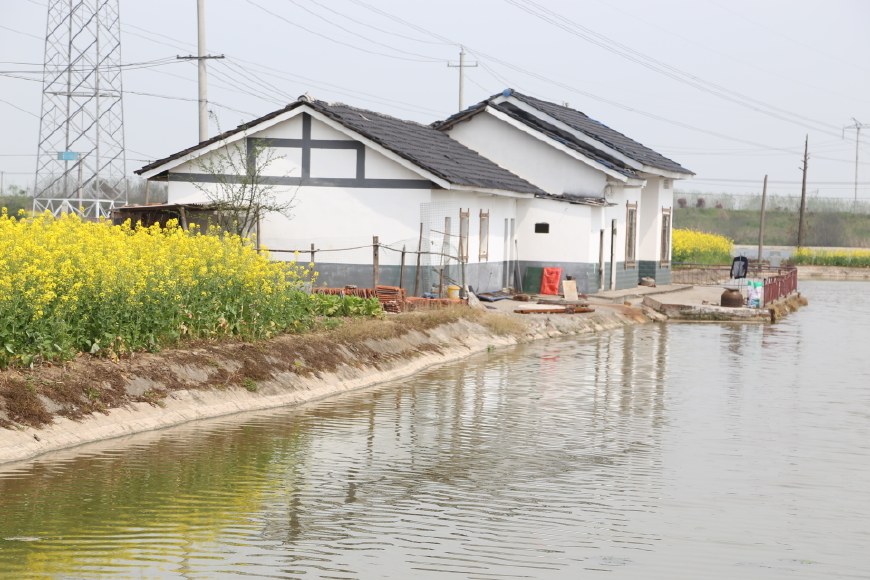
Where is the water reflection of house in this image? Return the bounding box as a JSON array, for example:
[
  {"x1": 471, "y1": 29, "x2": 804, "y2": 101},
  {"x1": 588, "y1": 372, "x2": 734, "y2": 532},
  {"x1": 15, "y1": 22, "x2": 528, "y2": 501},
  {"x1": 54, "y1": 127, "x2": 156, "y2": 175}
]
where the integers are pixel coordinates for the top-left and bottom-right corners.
[{"x1": 131, "y1": 91, "x2": 692, "y2": 294}]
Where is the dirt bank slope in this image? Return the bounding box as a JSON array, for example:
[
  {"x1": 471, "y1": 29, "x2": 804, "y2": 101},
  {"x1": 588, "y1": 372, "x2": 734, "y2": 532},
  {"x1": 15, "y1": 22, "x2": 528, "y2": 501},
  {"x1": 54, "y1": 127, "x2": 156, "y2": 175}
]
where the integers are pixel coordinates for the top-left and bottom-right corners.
[{"x1": 0, "y1": 306, "x2": 649, "y2": 465}]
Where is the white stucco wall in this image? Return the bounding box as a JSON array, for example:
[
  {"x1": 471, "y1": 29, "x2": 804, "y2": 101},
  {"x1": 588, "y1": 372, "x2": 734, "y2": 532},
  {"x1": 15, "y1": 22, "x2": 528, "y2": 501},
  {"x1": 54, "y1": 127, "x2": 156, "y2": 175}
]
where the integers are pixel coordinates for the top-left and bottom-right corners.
[
  {"x1": 260, "y1": 187, "x2": 432, "y2": 266},
  {"x1": 364, "y1": 147, "x2": 420, "y2": 180},
  {"x1": 638, "y1": 176, "x2": 674, "y2": 262},
  {"x1": 445, "y1": 112, "x2": 609, "y2": 197},
  {"x1": 514, "y1": 198, "x2": 595, "y2": 263},
  {"x1": 429, "y1": 190, "x2": 517, "y2": 265}
]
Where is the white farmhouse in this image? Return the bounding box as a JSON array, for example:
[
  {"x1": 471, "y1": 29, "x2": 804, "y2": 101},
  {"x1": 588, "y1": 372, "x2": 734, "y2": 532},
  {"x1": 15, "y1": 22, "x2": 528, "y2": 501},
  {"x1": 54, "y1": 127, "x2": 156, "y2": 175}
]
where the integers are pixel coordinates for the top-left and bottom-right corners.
[
  {"x1": 434, "y1": 89, "x2": 694, "y2": 290},
  {"x1": 134, "y1": 91, "x2": 692, "y2": 295}
]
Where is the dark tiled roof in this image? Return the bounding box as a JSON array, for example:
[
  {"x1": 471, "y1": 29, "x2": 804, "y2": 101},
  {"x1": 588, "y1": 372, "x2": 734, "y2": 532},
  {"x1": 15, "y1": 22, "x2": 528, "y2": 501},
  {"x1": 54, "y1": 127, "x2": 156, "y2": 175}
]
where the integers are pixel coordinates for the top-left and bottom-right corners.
[
  {"x1": 305, "y1": 100, "x2": 543, "y2": 194},
  {"x1": 434, "y1": 90, "x2": 693, "y2": 176},
  {"x1": 509, "y1": 92, "x2": 693, "y2": 175},
  {"x1": 136, "y1": 98, "x2": 544, "y2": 196},
  {"x1": 492, "y1": 102, "x2": 638, "y2": 179}
]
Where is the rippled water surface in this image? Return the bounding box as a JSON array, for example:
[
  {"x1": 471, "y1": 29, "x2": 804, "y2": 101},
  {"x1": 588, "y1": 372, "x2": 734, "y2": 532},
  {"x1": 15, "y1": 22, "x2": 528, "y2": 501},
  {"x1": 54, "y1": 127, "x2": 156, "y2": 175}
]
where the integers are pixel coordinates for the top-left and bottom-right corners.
[{"x1": 1, "y1": 280, "x2": 869, "y2": 578}]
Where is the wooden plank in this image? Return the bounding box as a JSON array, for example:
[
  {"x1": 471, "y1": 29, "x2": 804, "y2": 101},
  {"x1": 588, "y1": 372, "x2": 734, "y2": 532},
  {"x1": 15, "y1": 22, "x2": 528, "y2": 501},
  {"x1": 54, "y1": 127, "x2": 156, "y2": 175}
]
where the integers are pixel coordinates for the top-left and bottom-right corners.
[{"x1": 513, "y1": 306, "x2": 595, "y2": 314}]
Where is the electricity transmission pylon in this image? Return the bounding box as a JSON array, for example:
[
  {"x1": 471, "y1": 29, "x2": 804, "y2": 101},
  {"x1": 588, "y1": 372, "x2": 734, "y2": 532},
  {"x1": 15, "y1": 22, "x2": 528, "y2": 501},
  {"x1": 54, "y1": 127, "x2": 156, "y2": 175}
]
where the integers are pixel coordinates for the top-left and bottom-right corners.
[{"x1": 33, "y1": 0, "x2": 127, "y2": 219}]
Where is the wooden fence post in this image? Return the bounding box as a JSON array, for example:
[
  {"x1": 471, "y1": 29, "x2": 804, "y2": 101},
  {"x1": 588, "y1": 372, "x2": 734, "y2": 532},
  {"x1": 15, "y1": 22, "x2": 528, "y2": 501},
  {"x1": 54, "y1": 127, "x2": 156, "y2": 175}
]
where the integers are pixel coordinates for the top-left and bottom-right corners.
[
  {"x1": 399, "y1": 244, "x2": 406, "y2": 290},
  {"x1": 310, "y1": 242, "x2": 315, "y2": 264},
  {"x1": 414, "y1": 222, "x2": 423, "y2": 296},
  {"x1": 372, "y1": 236, "x2": 379, "y2": 288}
]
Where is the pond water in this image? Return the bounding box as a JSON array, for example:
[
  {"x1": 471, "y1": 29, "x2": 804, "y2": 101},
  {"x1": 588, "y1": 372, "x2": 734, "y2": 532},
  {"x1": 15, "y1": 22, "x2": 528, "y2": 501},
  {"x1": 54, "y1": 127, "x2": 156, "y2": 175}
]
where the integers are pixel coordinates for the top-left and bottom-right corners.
[{"x1": 0, "y1": 280, "x2": 868, "y2": 578}]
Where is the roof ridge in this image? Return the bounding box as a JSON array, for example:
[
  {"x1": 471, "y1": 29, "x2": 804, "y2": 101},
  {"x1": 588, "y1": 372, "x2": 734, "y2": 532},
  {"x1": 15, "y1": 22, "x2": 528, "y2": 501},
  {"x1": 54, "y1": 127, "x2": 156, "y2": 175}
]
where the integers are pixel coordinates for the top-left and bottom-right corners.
[{"x1": 324, "y1": 100, "x2": 437, "y2": 130}]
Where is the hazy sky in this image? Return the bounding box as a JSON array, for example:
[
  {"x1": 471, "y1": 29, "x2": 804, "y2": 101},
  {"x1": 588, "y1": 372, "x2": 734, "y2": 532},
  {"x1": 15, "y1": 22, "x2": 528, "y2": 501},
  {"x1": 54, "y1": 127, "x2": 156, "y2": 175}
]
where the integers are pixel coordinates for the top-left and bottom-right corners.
[{"x1": 2, "y1": 0, "x2": 869, "y2": 201}]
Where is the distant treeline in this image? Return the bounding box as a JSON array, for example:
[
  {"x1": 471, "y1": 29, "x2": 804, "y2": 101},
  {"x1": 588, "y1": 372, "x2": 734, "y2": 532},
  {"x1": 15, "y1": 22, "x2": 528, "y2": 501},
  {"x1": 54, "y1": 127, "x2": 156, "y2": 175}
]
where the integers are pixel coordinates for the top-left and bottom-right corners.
[{"x1": 673, "y1": 192, "x2": 870, "y2": 247}]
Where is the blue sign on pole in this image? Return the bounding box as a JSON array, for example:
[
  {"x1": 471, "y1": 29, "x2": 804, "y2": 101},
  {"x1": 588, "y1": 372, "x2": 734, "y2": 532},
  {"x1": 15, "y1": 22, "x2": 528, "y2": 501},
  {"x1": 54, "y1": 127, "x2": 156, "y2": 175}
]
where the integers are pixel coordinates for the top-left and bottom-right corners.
[{"x1": 57, "y1": 151, "x2": 80, "y2": 161}]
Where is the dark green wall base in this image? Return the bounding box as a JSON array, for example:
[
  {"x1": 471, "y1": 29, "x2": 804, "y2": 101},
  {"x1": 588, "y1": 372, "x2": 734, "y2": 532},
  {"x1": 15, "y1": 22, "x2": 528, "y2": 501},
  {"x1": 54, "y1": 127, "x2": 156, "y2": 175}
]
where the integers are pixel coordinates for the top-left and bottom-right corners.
[
  {"x1": 639, "y1": 261, "x2": 672, "y2": 285},
  {"x1": 310, "y1": 259, "x2": 660, "y2": 296}
]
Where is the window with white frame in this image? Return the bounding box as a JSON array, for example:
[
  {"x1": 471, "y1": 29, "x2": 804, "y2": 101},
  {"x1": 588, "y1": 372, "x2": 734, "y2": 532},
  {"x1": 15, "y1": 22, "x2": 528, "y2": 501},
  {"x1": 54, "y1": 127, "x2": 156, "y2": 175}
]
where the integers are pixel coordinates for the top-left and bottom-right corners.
[
  {"x1": 479, "y1": 209, "x2": 489, "y2": 261},
  {"x1": 625, "y1": 202, "x2": 637, "y2": 268},
  {"x1": 661, "y1": 207, "x2": 672, "y2": 266},
  {"x1": 459, "y1": 208, "x2": 469, "y2": 263}
]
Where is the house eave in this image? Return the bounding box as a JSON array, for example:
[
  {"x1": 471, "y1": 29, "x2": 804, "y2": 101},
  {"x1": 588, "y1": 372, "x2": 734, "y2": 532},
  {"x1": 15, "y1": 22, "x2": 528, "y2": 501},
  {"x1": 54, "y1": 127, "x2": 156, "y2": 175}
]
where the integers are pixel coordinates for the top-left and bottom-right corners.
[
  {"x1": 445, "y1": 184, "x2": 537, "y2": 199},
  {"x1": 137, "y1": 103, "x2": 454, "y2": 189}
]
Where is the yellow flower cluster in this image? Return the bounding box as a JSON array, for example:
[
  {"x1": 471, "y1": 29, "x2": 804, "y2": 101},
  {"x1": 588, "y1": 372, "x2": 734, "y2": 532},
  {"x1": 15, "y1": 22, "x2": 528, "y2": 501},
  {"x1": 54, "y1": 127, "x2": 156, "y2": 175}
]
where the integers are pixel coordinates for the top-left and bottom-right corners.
[
  {"x1": 672, "y1": 228, "x2": 734, "y2": 264},
  {"x1": 791, "y1": 247, "x2": 870, "y2": 268},
  {"x1": 0, "y1": 210, "x2": 318, "y2": 366}
]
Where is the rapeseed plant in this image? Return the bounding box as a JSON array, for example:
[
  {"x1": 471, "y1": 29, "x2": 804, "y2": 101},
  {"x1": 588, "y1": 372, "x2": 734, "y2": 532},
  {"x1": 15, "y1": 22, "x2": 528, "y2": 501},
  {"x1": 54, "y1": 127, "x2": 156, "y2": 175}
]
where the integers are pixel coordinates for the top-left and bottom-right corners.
[
  {"x1": 0, "y1": 211, "x2": 377, "y2": 367},
  {"x1": 672, "y1": 228, "x2": 733, "y2": 264},
  {"x1": 790, "y1": 247, "x2": 870, "y2": 267}
]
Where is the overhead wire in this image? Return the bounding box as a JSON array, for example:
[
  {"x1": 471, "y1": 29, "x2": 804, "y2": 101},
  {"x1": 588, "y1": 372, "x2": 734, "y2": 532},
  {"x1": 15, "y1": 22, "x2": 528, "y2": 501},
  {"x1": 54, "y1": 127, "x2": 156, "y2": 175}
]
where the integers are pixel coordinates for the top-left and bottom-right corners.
[
  {"x1": 587, "y1": 0, "x2": 867, "y2": 106},
  {"x1": 280, "y1": 0, "x2": 444, "y2": 62},
  {"x1": 340, "y1": 0, "x2": 869, "y2": 165},
  {"x1": 501, "y1": 0, "x2": 852, "y2": 140},
  {"x1": 118, "y1": 15, "x2": 449, "y2": 117},
  {"x1": 0, "y1": 97, "x2": 40, "y2": 118},
  {"x1": 305, "y1": 0, "x2": 451, "y2": 46},
  {"x1": 709, "y1": 0, "x2": 870, "y2": 75},
  {"x1": 9, "y1": 0, "x2": 866, "y2": 171},
  {"x1": 0, "y1": 23, "x2": 43, "y2": 41},
  {"x1": 243, "y1": 0, "x2": 441, "y2": 64}
]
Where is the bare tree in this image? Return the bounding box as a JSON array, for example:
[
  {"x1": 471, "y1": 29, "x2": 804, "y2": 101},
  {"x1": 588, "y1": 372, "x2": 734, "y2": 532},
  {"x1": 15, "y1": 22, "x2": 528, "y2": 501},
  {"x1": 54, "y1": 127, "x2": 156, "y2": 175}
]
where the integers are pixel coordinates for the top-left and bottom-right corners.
[{"x1": 193, "y1": 117, "x2": 296, "y2": 237}]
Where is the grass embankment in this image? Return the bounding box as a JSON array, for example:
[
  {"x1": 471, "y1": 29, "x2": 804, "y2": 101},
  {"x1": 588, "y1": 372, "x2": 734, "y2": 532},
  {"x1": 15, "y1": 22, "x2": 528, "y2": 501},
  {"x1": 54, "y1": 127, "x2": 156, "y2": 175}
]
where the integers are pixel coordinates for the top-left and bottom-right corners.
[
  {"x1": 0, "y1": 211, "x2": 380, "y2": 368},
  {"x1": 674, "y1": 207, "x2": 870, "y2": 248},
  {"x1": 673, "y1": 228, "x2": 733, "y2": 265},
  {"x1": 0, "y1": 306, "x2": 524, "y2": 430}
]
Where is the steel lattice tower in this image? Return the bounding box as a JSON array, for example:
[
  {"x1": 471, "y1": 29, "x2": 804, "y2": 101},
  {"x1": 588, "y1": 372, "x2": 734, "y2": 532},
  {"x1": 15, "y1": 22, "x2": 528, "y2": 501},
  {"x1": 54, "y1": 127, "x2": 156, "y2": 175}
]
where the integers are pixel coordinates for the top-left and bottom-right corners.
[{"x1": 33, "y1": 0, "x2": 127, "y2": 218}]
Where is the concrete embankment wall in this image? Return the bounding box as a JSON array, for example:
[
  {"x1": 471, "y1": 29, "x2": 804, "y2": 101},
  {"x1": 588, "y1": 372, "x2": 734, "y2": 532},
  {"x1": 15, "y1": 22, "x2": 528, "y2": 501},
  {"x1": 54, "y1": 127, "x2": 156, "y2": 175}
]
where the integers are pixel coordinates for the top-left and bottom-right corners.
[
  {"x1": 796, "y1": 266, "x2": 870, "y2": 281},
  {"x1": 0, "y1": 306, "x2": 649, "y2": 466}
]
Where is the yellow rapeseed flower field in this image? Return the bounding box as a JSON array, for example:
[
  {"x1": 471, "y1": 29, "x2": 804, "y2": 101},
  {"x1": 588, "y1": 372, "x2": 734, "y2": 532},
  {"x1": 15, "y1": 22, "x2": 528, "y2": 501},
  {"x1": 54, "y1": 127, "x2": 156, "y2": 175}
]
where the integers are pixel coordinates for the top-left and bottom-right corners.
[
  {"x1": 0, "y1": 211, "x2": 376, "y2": 367},
  {"x1": 791, "y1": 247, "x2": 870, "y2": 267},
  {"x1": 672, "y1": 228, "x2": 734, "y2": 264}
]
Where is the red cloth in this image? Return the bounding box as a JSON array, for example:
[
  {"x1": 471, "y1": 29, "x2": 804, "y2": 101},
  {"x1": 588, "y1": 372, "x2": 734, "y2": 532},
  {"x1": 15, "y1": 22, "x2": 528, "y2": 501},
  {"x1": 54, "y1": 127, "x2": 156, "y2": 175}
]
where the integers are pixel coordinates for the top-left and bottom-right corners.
[{"x1": 540, "y1": 267, "x2": 562, "y2": 295}]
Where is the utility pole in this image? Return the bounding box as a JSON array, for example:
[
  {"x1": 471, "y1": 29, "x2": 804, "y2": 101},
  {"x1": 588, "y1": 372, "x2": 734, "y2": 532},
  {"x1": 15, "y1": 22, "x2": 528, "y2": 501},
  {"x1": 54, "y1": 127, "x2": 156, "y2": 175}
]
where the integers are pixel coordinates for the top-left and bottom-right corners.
[
  {"x1": 797, "y1": 135, "x2": 809, "y2": 247},
  {"x1": 447, "y1": 46, "x2": 477, "y2": 112},
  {"x1": 843, "y1": 118, "x2": 863, "y2": 204},
  {"x1": 758, "y1": 174, "x2": 768, "y2": 262},
  {"x1": 177, "y1": 0, "x2": 224, "y2": 143}
]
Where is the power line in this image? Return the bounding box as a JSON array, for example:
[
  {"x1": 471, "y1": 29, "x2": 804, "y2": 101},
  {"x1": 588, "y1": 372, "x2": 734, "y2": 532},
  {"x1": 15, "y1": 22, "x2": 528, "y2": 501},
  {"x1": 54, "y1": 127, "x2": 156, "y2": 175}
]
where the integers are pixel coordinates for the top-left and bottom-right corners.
[
  {"x1": 709, "y1": 0, "x2": 870, "y2": 75},
  {"x1": 0, "y1": 96, "x2": 40, "y2": 118},
  {"x1": 305, "y1": 0, "x2": 451, "y2": 46},
  {"x1": 0, "y1": 23, "x2": 43, "y2": 40},
  {"x1": 281, "y1": 0, "x2": 444, "y2": 62},
  {"x1": 243, "y1": 0, "x2": 442, "y2": 63},
  {"x1": 115, "y1": 16, "x2": 448, "y2": 117},
  {"x1": 691, "y1": 177, "x2": 870, "y2": 185},
  {"x1": 0, "y1": 68, "x2": 253, "y2": 117},
  {"x1": 124, "y1": 90, "x2": 255, "y2": 117},
  {"x1": 501, "y1": 0, "x2": 854, "y2": 140},
  {"x1": 340, "y1": 0, "x2": 855, "y2": 155},
  {"x1": 0, "y1": 57, "x2": 182, "y2": 74},
  {"x1": 587, "y1": 0, "x2": 867, "y2": 106}
]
